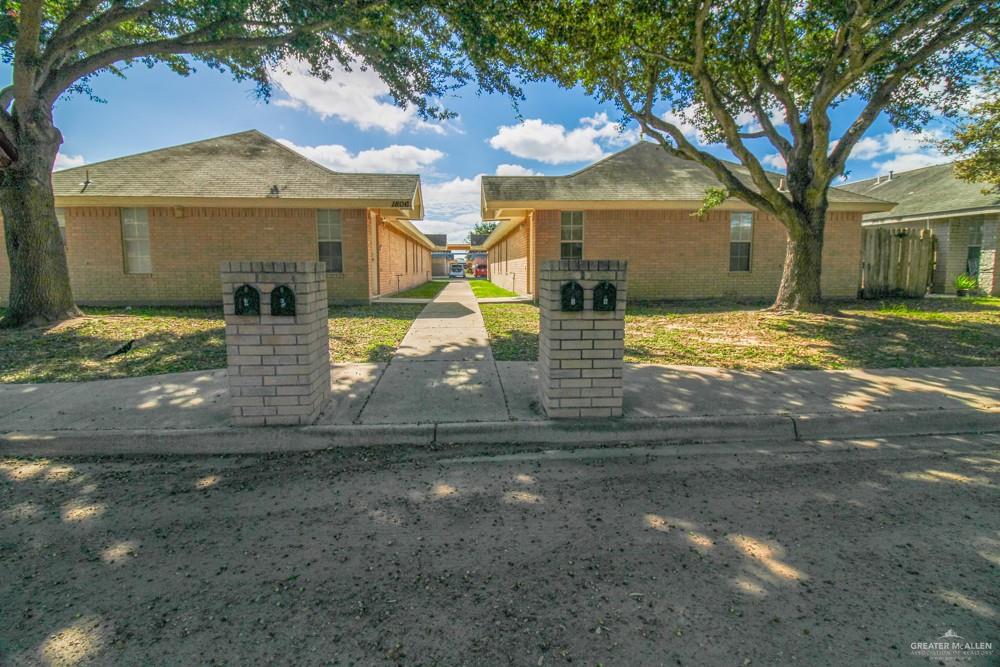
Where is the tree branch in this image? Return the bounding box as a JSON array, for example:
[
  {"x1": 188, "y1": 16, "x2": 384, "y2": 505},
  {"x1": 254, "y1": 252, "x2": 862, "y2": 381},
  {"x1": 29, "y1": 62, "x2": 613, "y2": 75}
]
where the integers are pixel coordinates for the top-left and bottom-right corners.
[
  {"x1": 39, "y1": 21, "x2": 333, "y2": 105},
  {"x1": 12, "y1": 0, "x2": 45, "y2": 114}
]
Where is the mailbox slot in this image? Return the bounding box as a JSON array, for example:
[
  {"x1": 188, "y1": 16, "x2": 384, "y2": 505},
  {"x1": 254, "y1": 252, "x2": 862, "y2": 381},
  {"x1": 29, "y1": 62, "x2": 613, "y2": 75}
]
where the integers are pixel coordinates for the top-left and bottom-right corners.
[
  {"x1": 593, "y1": 281, "x2": 617, "y2": 311},
  {"x1": 234, "y1": 284, "x2": 260, "y2": 316},
  {"x1": 560, "y1": 281, "x2": 584, "y2": 312},
  {"x1": 270, "y1": 285, "x2": 296, "y2": 317}
]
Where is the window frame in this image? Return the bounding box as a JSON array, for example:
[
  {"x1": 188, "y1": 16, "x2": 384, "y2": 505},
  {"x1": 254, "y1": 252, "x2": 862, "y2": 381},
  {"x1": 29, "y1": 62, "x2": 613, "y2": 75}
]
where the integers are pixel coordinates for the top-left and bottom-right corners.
[
  {"x1": 729, "y1": 211, "x2": 753, "y2": 273},
  {"x1": 120, "y1": 207, "x2": 152, "y2": 274},
  {"x1": 560, "y1": 211, "x2": 584, "y2": 261},
  {"x1": 317, "y1": 209, "x2": 344, "y2": 274},
  {"x1": 967, "y1": 222, "x2": 983, "y2": 277}
]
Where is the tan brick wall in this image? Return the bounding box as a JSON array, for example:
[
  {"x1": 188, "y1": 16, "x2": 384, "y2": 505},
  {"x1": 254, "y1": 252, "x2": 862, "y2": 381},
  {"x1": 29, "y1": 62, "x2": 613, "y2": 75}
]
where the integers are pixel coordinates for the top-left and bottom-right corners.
[
  {"x1": 221, "y1": 261, "x2": 330, "y2": 426},
  {"x1": 488, "y1": 207, "x2": 864, "y2": 301},
  {"x1": 0, "y1": 206, "x2": 373, "y2": 306},
  {"x1": 376, "y1": 219, "x2": 432, "y2": 296},
  {"x1": 487, "y1": 221, "x2": 530, "y2": 294},
  {"x1": 538, "y1": 260, "x2": 627, "y2": 419}
]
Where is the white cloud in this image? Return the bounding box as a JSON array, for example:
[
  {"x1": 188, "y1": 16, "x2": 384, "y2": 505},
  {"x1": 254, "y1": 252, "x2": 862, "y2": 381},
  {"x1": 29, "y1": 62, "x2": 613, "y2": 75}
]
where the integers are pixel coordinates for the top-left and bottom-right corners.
[
  {"x1": 495, "y1": 163, "x2": 542, "y2": 176},
  {"x1": 54, "y1": 152, "x2": 85, "y2": 171},
  {"x1": 849, "y1": 137, "x2": 882, "y2": 160},
  {"x1": 419, "y1": 164, "x2": 542, "y2": 242},
  {"x1": 271, "y1": 59, "x2": 448, "y2": 135},
  {"x1": 843, "y1": 128, "x2": 950, "y2": 174},
  {"x1": 761, "y1": 153, "x2": 786, "y2": 170},
  {"x1": 489, "y1": 112, "x2": 638, "y2": 164},
  {"x1": 276, "y1": 139, "x2": 443, "y2": 173},
  {"x1": 872, "y1": 152, "x2": 950, "y2": 173}
]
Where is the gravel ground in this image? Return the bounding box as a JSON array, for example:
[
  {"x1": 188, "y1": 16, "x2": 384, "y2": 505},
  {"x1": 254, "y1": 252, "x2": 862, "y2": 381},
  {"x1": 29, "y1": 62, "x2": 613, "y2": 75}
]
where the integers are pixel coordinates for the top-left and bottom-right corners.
[{"x1": 1, "y1": 434, "x2": 998, "y2": 666}]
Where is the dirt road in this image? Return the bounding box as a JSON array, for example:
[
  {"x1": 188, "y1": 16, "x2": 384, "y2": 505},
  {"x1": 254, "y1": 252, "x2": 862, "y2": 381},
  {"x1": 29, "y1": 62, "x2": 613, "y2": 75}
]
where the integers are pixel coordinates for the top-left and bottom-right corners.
[{"x1": 2, "y1": 434, "x2": 998, "y2": 665}]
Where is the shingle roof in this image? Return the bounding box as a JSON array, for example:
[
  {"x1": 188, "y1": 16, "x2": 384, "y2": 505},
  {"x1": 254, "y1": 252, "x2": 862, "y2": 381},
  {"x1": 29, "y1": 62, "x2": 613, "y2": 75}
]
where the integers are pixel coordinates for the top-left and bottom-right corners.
[
  {"x1": 469, "y1": 234, "x2": 488, "y2": 246},
  {"x1": 52, "y1": 130, "x2": 421, "y2": 207},
  {"x1": 482, "y1": 141, "x2": 891, "y2": 211},
  {"x1": 840, "y1": 162, "x2": 1000, "y2": 221},
  {"x1": 425, "y1": 234, "x2": 448, "y2": 247}
]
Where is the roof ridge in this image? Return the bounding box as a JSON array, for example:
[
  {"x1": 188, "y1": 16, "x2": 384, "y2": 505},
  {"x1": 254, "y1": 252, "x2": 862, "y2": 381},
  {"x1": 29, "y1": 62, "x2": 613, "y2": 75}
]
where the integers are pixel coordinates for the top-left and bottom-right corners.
[
  {"x1": 842, "y1": 160, "x2": 958, "y2": 187},
  {"x1": 54, "y1": 129, "x2": 263, "y2": 174},
  {"x1": 265, "y1": 134, "x2": 421, "y2": 180},
  {"x1": 565, "y1": 141, "x2": 650, "y2": 177}
]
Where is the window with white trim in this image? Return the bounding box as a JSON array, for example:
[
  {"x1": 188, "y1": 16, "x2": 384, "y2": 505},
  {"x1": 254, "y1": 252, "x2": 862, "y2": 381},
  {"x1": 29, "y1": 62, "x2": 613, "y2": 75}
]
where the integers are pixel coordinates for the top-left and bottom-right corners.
[
  {"x1": 55, "y1": 208, "x2": 67, "y2": 246},
  {"x1": 121, "y1": 208, "x2": 151, "y2": 274},
  {"x1": 317, "y1": 209, "x2": 343, "y2": 273},
  {"x1": 729, "y1": 212, "x2": 753, "y2": 272},
  {"x1": 560, "y1": 211, "x2": 583, "y2": 260}
]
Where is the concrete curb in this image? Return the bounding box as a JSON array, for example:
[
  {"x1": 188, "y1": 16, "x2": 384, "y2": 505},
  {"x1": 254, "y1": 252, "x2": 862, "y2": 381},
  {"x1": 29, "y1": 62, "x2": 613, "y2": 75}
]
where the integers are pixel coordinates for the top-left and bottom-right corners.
[{"x1": 2, "y1": 408, "x2": 998, "y2": 458}]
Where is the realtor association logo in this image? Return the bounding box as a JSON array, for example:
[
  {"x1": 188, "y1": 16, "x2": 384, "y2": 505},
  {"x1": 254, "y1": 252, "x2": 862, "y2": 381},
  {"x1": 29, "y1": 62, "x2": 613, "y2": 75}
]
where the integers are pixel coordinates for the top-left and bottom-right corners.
[{"x1": 910, "y1": 628, "x2": 995, "y2": 659}]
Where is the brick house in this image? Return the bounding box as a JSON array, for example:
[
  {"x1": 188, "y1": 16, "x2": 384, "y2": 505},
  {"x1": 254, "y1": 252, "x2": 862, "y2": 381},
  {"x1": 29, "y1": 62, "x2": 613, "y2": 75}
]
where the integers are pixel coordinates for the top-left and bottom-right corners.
[
  {"x1": 0, "y1": 130, "x2": 434, "y2": 306},
  {"x1": 480, "y1": 142, "x2": 893, "y2": 300},
  {"x1": 841, "y1": 162, "x2": 1000, "y2": 295}
]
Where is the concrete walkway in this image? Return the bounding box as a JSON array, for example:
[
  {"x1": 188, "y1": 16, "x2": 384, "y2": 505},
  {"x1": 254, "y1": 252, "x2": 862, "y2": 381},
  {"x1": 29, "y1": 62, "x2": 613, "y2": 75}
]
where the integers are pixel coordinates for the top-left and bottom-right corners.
[{"x1": 353, "y1": 280, "x2": 509, "y2": 424}]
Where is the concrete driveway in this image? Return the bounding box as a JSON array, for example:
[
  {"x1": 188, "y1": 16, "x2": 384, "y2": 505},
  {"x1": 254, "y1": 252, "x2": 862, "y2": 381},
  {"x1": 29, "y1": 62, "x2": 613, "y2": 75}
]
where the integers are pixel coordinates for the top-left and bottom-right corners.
[{"x1": 2, "y1": 433, "x2": 997, "y2": 665}]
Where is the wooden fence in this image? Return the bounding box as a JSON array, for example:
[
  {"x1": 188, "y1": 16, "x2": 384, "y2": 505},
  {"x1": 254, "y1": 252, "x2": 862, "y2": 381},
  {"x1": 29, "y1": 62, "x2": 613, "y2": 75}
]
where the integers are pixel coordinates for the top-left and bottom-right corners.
[{"x1": 860, "y1": 227, "x2": 936, "y2": 298}]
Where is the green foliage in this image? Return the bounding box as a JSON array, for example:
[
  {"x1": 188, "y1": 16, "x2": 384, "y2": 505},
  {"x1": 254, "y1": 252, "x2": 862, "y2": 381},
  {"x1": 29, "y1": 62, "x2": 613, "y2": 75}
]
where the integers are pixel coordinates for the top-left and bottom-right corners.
[
  {"x1": 940, "y1": 73, "x2": 1000, "y2": 194},
  {"x1": 469, "y1": 221, "x2": 499, "y2": 241},
  {"x1": 955, "y1": 273, "x2": 979, "y2": 292},
  {"x1": 693, "y1": 187, "x2": 729, "y2": 218}
]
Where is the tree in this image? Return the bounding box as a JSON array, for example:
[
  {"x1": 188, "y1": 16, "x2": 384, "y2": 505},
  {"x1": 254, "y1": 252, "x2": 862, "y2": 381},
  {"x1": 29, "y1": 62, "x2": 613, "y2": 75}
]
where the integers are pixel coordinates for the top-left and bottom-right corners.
[
  {"x1": 468, "y1": 220, "x2": 498, "y2": 242},
  {"x1": 940, "y1": 73, "x2": 1000, "y2": 194},
  {"x1": 479, "y1": 0, "x2": 996, "y2": 310},
  {"x1": 0, "y1": 1, "x2": 515, "y2": 327}
]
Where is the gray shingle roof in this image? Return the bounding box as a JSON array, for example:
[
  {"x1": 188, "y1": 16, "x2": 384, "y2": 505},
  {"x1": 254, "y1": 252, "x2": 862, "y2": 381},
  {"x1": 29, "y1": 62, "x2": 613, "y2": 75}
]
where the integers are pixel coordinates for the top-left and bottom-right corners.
[
  {"x1": 840, "y1": 162, "x2": 1000, "y2": 221},
  {"x1": 469, "y1": 234, "x2": 488, "y2": 246},
  {"x1": 52, "y1": 130, "x2": 421, "y2": 206},
  {"x1": 424, "y1": 233, "x2": 448, "y2": 247},
  {"x1": 482, "y1": 141, "x2": 890, "y2": 210}
]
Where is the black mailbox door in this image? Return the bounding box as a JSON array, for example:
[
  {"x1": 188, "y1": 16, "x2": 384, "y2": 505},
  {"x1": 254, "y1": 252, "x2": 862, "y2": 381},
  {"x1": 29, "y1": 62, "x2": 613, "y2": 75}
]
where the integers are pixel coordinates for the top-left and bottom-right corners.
[
  {"x1": 234, "y1": 284, "x2": 260, "y2": 316},
  {"x1": 593, "y1": 281, "x2": 617, "y2": 311},
  {"x1": 561, "y1": 281, "x2": 584, "y2": 311},
  {"x1": 271, "y1": 285, "x2": 296, "y2": 316}
]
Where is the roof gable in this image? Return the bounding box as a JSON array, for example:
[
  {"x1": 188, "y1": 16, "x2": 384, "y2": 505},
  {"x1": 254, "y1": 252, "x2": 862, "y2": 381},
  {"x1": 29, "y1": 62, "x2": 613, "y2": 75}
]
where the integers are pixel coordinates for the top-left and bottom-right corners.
[
  {"x1": 841, "y1": 162, "x2": 1000, "y2": 221},
  {"x1": 52, "y1": 130, "x2": 421, "y2": 208}
]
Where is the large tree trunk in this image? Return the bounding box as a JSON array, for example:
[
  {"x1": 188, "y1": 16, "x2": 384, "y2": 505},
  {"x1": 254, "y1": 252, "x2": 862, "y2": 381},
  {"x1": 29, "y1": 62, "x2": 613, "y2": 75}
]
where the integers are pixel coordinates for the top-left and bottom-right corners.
[
  {"x1": 772, "y1": 217, "x2": 825, "y2": 312},
  {"x1": 0, "y1": 116, "x2": 80, "y2": 328}
]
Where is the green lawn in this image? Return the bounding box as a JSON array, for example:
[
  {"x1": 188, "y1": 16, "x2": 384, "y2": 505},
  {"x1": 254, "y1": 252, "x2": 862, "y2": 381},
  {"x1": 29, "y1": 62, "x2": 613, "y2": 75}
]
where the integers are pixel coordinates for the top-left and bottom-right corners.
[
  {"x1": 0, "y1": 303, "x2": 422, "y2": 383},
  {"x1": 480, "y1": 297, "x2": 1000, "y2": 369},
  {"x1": 394, "y1": 280, "x2": 447, "y2": 299},
  {"x1": 470, "y1": 280, "x2": 519, "y2": 299}
]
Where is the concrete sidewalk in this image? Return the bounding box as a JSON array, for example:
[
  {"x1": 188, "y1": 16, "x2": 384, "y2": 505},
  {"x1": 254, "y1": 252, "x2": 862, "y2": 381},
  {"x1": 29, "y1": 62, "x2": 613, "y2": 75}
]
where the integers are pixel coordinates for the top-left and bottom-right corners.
[
  {"x1": 354, "y1": 280, "x2": 509, "y2": 424},
  {"x1": 1, "y1": 360, "x2": 999, "y2": 456}
]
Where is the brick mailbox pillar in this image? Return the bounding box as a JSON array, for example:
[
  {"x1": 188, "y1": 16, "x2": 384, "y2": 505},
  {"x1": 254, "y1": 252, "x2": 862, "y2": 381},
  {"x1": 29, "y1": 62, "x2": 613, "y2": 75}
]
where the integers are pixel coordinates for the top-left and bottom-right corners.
[
  {"x1": 538, "y1": 260, "x2": 627, "y2": 418},
  {"x1": 220, "y1": 261, "x2": 331, "y2": 426}
]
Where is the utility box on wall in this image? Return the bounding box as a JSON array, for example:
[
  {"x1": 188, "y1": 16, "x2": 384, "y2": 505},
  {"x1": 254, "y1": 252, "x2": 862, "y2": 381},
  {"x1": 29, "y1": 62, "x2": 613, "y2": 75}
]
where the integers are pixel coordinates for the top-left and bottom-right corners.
[
  {"x1": 538, "y1": 260, "x2": 628, "y2": 418},
  {"x1": 220, "y1": 261, "x2": 331, "y2": 426}
]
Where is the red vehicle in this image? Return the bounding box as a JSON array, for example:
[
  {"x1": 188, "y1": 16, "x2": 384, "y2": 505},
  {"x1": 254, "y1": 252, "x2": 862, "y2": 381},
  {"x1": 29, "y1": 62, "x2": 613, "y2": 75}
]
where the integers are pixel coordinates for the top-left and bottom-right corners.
[{"x1": 474, "y1": 264, "x2": 487, "y2": 278}]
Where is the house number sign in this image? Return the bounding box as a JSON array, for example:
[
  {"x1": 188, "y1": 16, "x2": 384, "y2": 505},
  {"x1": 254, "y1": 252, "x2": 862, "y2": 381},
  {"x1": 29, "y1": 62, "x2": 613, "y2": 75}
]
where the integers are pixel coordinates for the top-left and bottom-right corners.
[
  {"x1": 271, "y1": 285, "x2": 296, "y2": 317},
  {"x1": 234, "y1": 284, "x2": 260, "y2": 316}
]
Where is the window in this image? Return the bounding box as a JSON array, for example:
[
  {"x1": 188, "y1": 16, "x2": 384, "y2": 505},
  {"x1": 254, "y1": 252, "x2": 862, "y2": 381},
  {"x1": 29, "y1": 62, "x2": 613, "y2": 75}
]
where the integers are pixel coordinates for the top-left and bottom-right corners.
[
  {"x1": 121, "y1": 208, "x2": 151, "y2": 274},
  {"x1": 729, "y1": 212, "x2": 753, "y2": 272},
  {"x1": 317, "y1": 210, "x2": 343, "y2": 273},
  {"x1": 55, "y1": 208, "x2": 67, "y2": 245},
  {"x1": 560, "y1": 211, "x2": 583, "y2": 260},
  {"x1": 967, "y1": 221, "x2": 983, "y2": 277}
]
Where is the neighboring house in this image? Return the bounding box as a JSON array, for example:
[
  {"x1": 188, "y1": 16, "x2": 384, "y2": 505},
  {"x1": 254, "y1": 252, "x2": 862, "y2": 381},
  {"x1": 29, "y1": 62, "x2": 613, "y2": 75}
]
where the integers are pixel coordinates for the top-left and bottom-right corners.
[
  {"x1": 480, "y1": 142, "x2": 892, "y2": 299},
  {"x1": 468, "y1": 234, "x2": 488, "y2": 267},
  {"x1": 426, "y1": 233, "x2": 451, "y2": 277},
  {"x1": 0, "y1": 130, "x2": 434, "y2": 306},
  {"x1": 841, "y1": 162, "x2": 1000, "y2": 295}
]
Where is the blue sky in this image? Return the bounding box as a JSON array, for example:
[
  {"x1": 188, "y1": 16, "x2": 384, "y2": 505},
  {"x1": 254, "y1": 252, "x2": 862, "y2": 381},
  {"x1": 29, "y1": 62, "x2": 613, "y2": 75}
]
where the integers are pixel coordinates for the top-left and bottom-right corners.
[{"x1": 23, "y1": 59, "x2": 958, "y2": 242}]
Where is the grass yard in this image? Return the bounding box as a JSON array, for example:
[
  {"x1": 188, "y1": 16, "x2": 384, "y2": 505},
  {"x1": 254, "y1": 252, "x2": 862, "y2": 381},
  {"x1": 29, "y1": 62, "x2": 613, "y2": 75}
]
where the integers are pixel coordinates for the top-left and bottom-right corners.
[
  {"x1": 0, "y1": 303, "x2": 422, "y2": 383},
  {"x1": 393, "y1": 280, "x2": 447, "y2": 299},
  {"x1": 470, "y1": 280, "x2": 519, "y2": 299},
  {"x1": 480, "y1": 297, "x2": 1000, "y2": 369}
]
